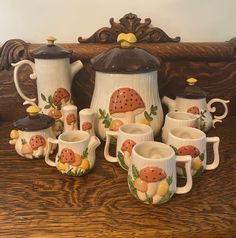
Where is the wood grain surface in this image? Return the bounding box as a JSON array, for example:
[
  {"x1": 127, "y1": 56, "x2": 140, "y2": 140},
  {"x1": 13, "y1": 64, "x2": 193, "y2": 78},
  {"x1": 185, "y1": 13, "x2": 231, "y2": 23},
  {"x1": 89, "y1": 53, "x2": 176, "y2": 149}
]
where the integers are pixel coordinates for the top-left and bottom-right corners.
[{"x1": 0, "y1": 118, "x2": 235, "y2": 237}]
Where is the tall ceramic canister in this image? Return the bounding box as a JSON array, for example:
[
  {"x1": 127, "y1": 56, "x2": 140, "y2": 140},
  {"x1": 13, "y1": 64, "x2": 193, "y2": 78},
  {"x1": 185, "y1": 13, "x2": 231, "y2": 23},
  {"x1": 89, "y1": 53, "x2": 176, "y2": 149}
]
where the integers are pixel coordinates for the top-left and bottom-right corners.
[
  {"x1": 90, "y1": 33, "x2": 163, "y2": 139},
  {"x1": 12, "y1": 36, "x2": 83, "y2": 116}
]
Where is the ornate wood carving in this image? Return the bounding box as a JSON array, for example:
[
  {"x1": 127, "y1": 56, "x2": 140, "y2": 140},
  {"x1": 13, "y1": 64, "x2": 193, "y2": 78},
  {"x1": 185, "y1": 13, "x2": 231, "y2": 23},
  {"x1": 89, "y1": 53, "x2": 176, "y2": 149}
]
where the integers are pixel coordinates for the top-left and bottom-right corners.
[
  {"x1": 78, "y1": 12, "x2": 180, "y2": 43},
  {"x1": 0, "y1": 39, "x2": 32, "y2": 71}
]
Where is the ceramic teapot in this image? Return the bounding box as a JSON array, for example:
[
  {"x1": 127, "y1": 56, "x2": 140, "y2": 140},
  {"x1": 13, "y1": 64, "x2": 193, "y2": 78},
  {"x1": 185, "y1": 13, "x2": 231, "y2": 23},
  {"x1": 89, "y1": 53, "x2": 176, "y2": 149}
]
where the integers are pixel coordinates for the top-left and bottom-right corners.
[
  {"x1": 12, "y1": 36, "x2": 83, "y2": 115},
  {"x1": 162, "y1": 78, "x2": 230, "y2": 132},
  {"x1": 90, "y1": 33, "x2": 163, "y2": 139},
  {"x1": 9, "y1": 105, "x2": 56, "y2": 159}
]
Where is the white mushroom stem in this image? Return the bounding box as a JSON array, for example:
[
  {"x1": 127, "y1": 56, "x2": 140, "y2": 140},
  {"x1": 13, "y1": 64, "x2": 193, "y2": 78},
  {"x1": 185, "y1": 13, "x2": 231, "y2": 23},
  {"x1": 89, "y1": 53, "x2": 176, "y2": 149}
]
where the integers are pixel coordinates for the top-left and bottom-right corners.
[
  {"x1": 137, "y1": 191, "x2": 147, "y2": 201},
  {"x1": 9, "y1": 139, "x2": 17, "y2": 145},
  {"x1": 123, "y1": 151, "x2": 131, "y2": 168},
  {"x1": 34, "y1": 146, "x2": 44, "y2": 157},
  {"x1": 152, "y1": 194, "x2": 162, "y2": 204},
  {"x1": 146, "y1": 182, "x2": 159, "y2": 197},
  {"x1": 125, "y1": 111, "x2": 135, "y2": 123}
]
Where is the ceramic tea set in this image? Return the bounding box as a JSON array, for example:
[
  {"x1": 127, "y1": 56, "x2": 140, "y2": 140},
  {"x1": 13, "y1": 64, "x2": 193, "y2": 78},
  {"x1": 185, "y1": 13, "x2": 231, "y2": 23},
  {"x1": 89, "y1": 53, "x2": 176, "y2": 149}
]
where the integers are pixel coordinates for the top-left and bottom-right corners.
[{"x1": 9, "y1": 33, "x2": 230, "y2": 205}]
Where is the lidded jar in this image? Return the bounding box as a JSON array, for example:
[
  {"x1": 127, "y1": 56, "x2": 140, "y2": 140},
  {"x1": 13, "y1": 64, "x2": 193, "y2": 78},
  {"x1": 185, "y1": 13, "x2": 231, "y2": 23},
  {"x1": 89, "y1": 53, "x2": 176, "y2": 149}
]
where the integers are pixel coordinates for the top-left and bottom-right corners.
[
  {"x1": 90, "y1": 33, "x2": 163, "y2": 139},
  {"x1": 9, "y1": 105, "x2": 56, "y2": 159}
]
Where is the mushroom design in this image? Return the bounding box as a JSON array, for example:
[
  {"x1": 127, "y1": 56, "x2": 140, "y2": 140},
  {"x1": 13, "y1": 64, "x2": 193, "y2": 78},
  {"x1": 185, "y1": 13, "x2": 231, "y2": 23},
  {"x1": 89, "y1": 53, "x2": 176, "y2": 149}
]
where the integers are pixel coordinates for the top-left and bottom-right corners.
[
  {"x1": 121, "y1": 139, "x2": 136, "y2": 168},
  {"x1": 21, "y1": 139, "x2": 33, "y2": 159},
  {"x1": 48, "y1": 109, "x2": 62, "y2": 119},
  {"x1": 109, "y1": 119, "x2": 124, "y2": 131},
  {"x1": 187, "y1": 106, "x2": 200, "y2": 115},
  {"x1": 52, "y1": 88, "x2": 70, "y2": 106},
  {"x1": 134, "y1": 166, "x2": 167, "y2": 201},
  {"x1": 66, "y1": 113, "x2": 77, "y2": 130},
  {"x1": 82, "y1": 121, "x2": 92, "y2": 134},
  {"x1": 109, "y1": 88, "x2": 145, "y2": 123},
  {"x1": 29, "y1": 135, "x2": 46, "y2": 158},
  {"x1": 9, "y1": 130, "x2": 19, "y2": 145}
]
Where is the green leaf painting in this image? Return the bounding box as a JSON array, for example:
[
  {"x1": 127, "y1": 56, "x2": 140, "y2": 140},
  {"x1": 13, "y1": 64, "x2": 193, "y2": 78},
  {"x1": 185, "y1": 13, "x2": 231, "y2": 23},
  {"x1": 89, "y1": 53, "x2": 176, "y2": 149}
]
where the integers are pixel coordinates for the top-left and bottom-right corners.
[
  {"x1": 166, "y1": 176, "x2": 173, "y2": 186},
  {"x1": 98, "y1": 109, "x2": 112, "y2": 128},
  {"x1": 118, "y1": 151, "x2": 128, "y2": 170},
  {"x1": 132, "y1": 164, "x2": 139, "y2": 180},
  {"x1": 144, "y1": 105, "x2": 158, "y2": 122},
  {"x1": 199, "y1": 153, "x2": 205, "y2": 161}
]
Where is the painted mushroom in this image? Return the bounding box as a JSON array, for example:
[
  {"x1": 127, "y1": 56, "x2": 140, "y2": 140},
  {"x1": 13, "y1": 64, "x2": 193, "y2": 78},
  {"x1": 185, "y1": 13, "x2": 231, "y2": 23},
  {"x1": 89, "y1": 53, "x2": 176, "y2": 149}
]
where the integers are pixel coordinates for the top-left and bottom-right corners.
[
  {"x1": 60, "y1": 148, "x2": 76, "y2": 164},
  {"x1": 29, "y1": 135, "x2": 46, "y2": 157},
  {"x1": 82, "y1": 121, "x2": 92, "y2": 134},
  {"x1": 48, "y1": 109, "x2": 62, "y2": 119},
  {"x1": 52, "y1": 88, "x2": 70, "y2": 106},
  {"x1": 109, "y1": 88, "x2": 145, "y2": 123},
  {"x1": 109, "y1": 119, "x2": 124, "y2": 131},
  {"x1": 66, "y1": 113, "x2": 76, "y2": 130},
  {"x1": 187, "y1": 106, "x2": 200, "y2": 115},
  {"x1": 9, "y1": 130, "x2": 19, "y2": 145},
  {"x1": 139, "y1": 166, "x2": 167, "y2": 198},
  {"x1": 21, "y1": 139, "x2": 33, "y2": 159},
  {"x1": 121, "y1": 139, "x2": 136, "y2": 168}
]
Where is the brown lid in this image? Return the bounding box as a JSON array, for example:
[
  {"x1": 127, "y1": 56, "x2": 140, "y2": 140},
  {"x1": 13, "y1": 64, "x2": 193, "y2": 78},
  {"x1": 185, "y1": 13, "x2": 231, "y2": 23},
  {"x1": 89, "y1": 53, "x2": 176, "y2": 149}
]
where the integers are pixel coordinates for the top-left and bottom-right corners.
[
  {"x1": 13, "y1": 106, "x2": 55, "y2": 131},
  {"x1": 91, "y1": 33, "x2": 160, "y2": 73},
  {"x1": 178, "y1": 78, "x2": 207, "y2": 99},
  {"x1": 32, "y1": 36, "x2": 72, "y2": 59}
]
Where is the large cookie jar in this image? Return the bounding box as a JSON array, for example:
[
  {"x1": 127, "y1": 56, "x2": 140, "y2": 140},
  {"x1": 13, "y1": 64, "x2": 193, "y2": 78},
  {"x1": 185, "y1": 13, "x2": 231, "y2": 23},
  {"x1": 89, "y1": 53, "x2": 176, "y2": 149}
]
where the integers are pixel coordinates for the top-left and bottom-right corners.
[{"x1": 90, "y1": 33, "x2": 163, "y2": 139}]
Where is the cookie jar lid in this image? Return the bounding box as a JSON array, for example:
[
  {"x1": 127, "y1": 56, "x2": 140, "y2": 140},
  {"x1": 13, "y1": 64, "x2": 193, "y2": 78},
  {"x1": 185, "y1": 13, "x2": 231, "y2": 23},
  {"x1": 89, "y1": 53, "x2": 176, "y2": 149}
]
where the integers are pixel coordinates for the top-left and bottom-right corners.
[
  {"x1": 32, "y1": 36, "x2": 72, "y2": 59},
  {"x1": 13, "y1": 105, "x2": 55, "y2": 131},
  {"x1": 178, "y1": 78, "x2": 207, "y2": 99},
  {"x1": 91, "y1": 33, "x2": 160, "y2": 74}
]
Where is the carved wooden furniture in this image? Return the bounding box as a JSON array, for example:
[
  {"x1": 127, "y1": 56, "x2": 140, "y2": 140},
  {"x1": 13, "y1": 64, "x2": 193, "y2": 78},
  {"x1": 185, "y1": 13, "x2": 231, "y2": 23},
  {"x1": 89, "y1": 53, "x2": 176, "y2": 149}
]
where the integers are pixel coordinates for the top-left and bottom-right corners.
[{"x1": 0, "y1": 13, "x2": 235, "y2": 237}]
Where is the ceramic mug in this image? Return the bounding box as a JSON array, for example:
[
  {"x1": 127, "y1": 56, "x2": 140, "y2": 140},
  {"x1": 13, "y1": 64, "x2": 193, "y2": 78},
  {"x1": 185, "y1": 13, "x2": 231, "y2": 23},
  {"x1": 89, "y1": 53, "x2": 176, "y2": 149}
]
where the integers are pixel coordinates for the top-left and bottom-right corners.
[
  {"x1": 128, "y1": 141, "x2": 192, "y2": 205},
  {"x1": 162, "y1": 111, "x2": 198, "y2": 143},
  {"x1": 167, "y1": 127, "x2": 220, "y2": 177},
  {"x1": 61, "y1": 104, "x2": 78, "y2": 132},
  {"x1": 104, "y1": 123, "x2": 154, "y2": 170},
  {"x1": 45, "y1": 130, "x2": 100, "y2": 176}
]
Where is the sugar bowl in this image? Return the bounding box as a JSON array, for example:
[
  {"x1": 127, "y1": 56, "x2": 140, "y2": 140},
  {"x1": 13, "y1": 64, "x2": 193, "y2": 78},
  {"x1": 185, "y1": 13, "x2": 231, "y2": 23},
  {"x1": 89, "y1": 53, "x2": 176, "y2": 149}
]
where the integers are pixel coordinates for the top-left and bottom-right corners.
[{"x1": 9, "y1": 105, "x2": 56, "y2": 159}]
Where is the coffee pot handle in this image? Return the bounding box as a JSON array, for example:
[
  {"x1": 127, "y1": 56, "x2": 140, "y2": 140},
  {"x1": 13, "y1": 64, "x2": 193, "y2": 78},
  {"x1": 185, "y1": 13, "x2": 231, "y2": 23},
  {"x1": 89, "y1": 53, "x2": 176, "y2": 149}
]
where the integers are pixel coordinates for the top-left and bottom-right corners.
[
  {"x1": 175, "y1": 155, "x2": 193, "y2": 194},
  {"x1": 207, "y1": 98, "x2": 230, "y2": 127},
  {"x1": 104, "y1": 130, "x2": 118, "y2": 163},
  {"x1": 45, "y1": 138, "x2": 58, "y2": 167},
  {"x1": 206, "y1": 137, "x2": 220, "y2": 170},
  {"x1": 12, "y1": 60, "x2": 37, "y2": 106}
]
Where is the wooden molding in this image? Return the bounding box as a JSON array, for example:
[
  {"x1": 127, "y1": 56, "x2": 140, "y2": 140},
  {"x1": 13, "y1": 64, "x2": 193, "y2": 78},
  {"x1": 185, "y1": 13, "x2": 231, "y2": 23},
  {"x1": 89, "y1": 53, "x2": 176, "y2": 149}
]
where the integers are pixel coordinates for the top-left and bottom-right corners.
[{"x1": 78, "y1": 12, "x2": 180, "y2": 43}]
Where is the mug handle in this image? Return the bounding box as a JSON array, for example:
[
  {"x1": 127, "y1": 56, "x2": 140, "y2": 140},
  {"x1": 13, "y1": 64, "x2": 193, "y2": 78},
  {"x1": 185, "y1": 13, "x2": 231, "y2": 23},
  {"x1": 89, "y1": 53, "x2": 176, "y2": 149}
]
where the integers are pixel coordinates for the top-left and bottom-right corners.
[
  {"x1": 175, "y1": 155, "x2": 193, "y2": 194},
  {"x1": 207, "y1": 98, "x2": 230, "y2": 128},
  {"x1": 12, "y1": 60, "x2": 37, "y2": 106},
  {"x1": 45, "y1": 138, "x2": 58, "y2": 167},
  {"x1": 206, "y1": 137, "x2": 220, "y2": 170},
  {"x1": 104, "y1": 130, "x2": 118, "y2": 163}
]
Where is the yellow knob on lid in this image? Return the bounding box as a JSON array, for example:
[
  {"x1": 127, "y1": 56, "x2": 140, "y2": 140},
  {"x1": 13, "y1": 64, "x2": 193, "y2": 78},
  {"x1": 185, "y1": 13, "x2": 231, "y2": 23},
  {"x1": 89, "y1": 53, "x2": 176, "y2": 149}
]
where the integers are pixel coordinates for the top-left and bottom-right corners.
[
  {"x1": 26, "y1": 105, "x2": 41, "y2": 116},
  {"x1": 187, "y1": 78, "x2": 198, "y2": 86},
  {"x1": 117, "y1": 33, "x2": 137, "y2": 48},
  {"x1": 47, "y1": 36, "x2": 56, "y2": 45}
]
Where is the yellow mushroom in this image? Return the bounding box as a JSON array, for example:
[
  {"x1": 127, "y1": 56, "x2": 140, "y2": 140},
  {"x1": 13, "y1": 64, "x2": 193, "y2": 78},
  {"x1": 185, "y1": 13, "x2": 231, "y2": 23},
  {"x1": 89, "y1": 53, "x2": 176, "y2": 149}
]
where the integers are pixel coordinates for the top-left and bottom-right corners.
[
  {"x1": 9, "y1": 130, "x2": 19, "y2": 145},
  {"x1": 117, "y1": 33, "x2": 137, "y2": 48},
  {"x1": 26, "y1": 105, "x2": 41, "y2": 117}
]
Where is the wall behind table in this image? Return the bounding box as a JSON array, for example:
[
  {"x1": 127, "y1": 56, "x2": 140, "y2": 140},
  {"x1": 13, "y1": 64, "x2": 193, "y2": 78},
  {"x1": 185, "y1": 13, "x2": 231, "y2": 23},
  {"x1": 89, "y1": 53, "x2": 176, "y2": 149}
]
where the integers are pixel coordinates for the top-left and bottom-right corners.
[{"x1": 0, "y1": 0, "x2": 236, "y2": 44}]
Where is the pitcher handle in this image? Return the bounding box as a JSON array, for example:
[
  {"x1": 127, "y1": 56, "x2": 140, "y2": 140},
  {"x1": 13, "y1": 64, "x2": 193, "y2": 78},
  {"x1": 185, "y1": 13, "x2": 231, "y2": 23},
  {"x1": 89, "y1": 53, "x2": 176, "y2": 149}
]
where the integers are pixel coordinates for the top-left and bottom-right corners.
[
  {"x1": 206, "y1": 137, "x2": 220, "y2": 170},
  {"x1": 207, "y1": 98, "x2": 230, "y2": 128},
  {"x1": 175, "y1": 155, "x2": 192, "y2": 194},
  {"x1": 12, "y1": 60, "x2": 37, "y2": 106},
  {"x1": 45, "y1": 138, "x2": 58, "y2": 167},
  {"x1": 104, "y1": 130, "x2": 118, "y2": 163}
]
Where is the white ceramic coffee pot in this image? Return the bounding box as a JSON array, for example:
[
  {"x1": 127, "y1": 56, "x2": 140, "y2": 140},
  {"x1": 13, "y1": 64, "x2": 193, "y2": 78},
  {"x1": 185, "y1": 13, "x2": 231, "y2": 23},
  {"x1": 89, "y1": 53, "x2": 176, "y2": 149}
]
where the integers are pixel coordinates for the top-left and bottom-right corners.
[
  {"x1": 162, "y1": 78, "x2": 229, "y2": 132},
  {"x1": 12, "y1": 36, "x2": 83, "y2": 114}
]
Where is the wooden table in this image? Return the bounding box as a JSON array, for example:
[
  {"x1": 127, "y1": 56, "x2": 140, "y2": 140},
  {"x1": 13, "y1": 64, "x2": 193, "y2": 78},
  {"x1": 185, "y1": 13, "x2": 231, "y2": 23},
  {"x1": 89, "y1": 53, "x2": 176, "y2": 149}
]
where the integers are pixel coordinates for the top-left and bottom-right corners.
[{"x1": 0, "y1": 119, "x2": 235, "y2": 238}]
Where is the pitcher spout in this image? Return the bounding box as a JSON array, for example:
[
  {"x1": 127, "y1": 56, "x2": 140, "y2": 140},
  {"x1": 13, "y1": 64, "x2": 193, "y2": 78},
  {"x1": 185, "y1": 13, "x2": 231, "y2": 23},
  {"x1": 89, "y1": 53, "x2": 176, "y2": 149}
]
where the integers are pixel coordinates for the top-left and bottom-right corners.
[
  {"x1": 70, "y1": 60, "x2": 83, "y2": 79},
  {"x1": 162, "y1": 96, "x2": 176, "y2": 112}
]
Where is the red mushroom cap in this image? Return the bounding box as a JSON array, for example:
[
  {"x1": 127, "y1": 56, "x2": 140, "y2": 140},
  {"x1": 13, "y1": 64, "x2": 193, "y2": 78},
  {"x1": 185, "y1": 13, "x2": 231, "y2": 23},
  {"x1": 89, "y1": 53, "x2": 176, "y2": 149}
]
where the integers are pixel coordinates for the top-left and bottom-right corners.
[
  {"x1": 140, "y1": 166, "x2": 167, "y2": 183},
  {"x1": 29, "y1": 135, "x2": 46, "y2": 150},
  {"x1": 187, "y1": 106, "x2": 200, "y2": 115},
  {"x1": 82, "y1": 121, "x2": 92, "y2": 131},
  {"x1": 109, "y1": 87, "x2": 145, "y2": 117},
  {"x1": 60, "y1": 148, "x2": 75, "y2": 164},
  {"x1": 66, "y1": 113, "x2": 76, "y2": 125},
  {"x1": 52, "y1": 88, "x2": 70, "y2": 106},
  {"x1": 121, "y1": 139, "x2": 136, "y2": 155},
  {"x1": 177, "y1": 145, "x2": 200, "y2": 158}
]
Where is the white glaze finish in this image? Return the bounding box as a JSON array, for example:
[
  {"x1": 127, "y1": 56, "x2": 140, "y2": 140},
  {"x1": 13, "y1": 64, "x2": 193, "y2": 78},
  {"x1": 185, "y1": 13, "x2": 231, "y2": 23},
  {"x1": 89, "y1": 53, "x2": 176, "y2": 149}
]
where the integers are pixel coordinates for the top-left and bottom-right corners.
[
  {"x1": 62, "y1": 104, "x2": 78, "y2": 132},
  {"x1": 104, "y1": 123, "x2": 154, "y2": 170},
  {"x1": 162, "y1": 112, "x2": 198, "y2": 143},
  {"x1": 90, "y1": 71, "x2": 163, "y2": 139},
  {"x1": 128, "y1": 141, "x2": 192, "y2": 205},
  {"x1": 79, "y1": 108, "x2": 96, "y2": 136},
  {"x1": 167, "y1": 127, "x2": 220, "y2": 177}
]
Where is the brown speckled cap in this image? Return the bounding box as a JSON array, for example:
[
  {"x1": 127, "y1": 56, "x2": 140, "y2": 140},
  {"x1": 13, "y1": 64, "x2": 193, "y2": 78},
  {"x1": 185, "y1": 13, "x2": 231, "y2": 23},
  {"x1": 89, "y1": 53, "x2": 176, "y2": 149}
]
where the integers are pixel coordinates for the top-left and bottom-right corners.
[{"x1": 91, "y1": 47, "x2": 160, "y2": 74}]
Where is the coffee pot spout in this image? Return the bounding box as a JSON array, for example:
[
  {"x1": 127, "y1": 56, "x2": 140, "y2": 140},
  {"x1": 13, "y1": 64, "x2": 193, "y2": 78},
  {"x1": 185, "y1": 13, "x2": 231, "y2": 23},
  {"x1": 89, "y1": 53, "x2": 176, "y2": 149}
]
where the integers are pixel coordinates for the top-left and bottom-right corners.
[
  {"x1": 162, "y1": 96, "x2": 176, "y2": 112},
  {"x1": 70, "y1": 60, "x2": 83, "y2": 79}
]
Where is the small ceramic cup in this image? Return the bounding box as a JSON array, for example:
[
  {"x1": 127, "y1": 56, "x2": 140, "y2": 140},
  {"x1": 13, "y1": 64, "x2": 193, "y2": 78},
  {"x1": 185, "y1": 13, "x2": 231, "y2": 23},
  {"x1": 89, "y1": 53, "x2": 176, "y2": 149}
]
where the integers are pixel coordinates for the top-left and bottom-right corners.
[
  {"x1": 61, "y1": 104, "x2": 78, "y2": 132},
  {"x1": 104, "y1": 123, "x2": 154, "y2": 171},
  {"x1": 79, "y1": 108, "x2": 95, "y2": 136},
  {"x1": 128, "y1": 141, "x2": 192, "y2": 205},
  {"x1": 161, "y1": 111, "x2": 198, "y2": 143},
  {"x1": 167, "y1": 127, "x2": 220, "y2": 177},
  {"x1": 45, "y1": 130, "x2": 100, "y2": 176}
]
